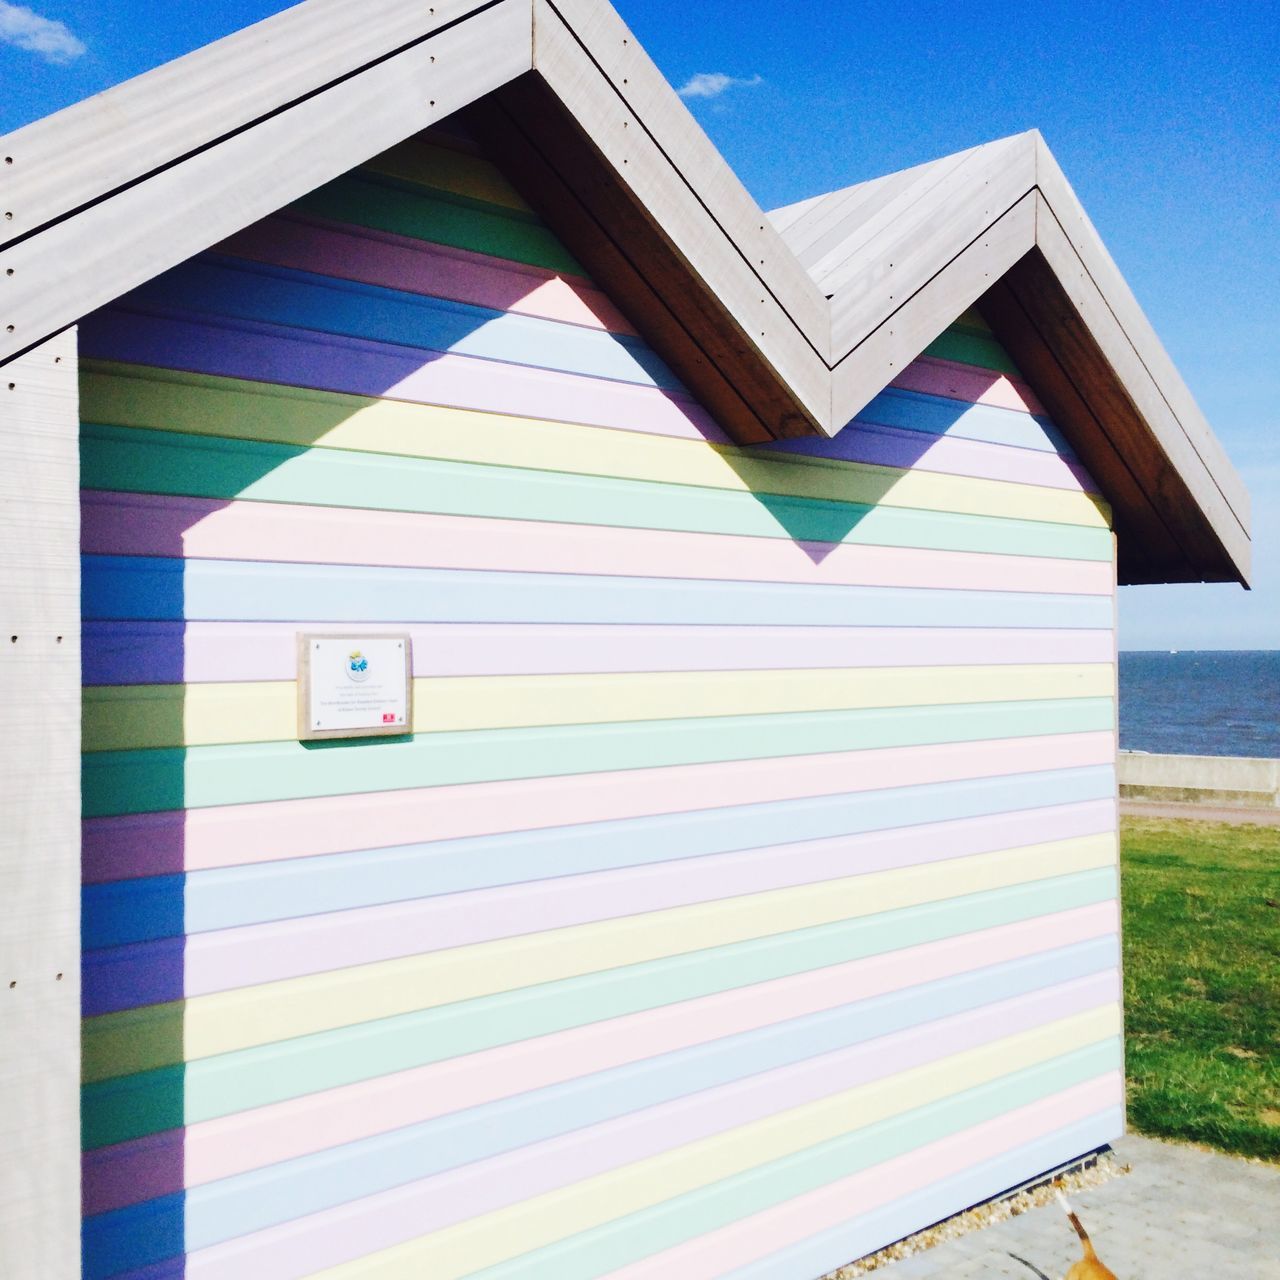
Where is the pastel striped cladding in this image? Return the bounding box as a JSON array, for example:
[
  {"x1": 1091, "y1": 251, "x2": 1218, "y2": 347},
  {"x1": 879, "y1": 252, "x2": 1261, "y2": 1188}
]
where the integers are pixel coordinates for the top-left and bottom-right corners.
[{"x1": 80, "y1": 126, "x2": 1120, "y2": 1280}]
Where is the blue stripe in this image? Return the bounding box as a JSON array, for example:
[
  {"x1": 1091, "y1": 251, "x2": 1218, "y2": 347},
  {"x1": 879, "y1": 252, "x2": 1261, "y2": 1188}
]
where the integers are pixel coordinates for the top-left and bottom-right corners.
[
  {"x1": 82, "y1": 767, "x2": 1116, "y2": 953},
  {"x1": 81, "y1": 555, "x2": 1115, "y2": 628},
  {"x1": 126, "y1": 255, "x2": 682, "y2": 390},
  {"x1": 80, "y1": 949, "x2": 1117, "y2": 1276},
  {"x1": 855, "y1": 387, "x2": 1074, "y2": 454}
]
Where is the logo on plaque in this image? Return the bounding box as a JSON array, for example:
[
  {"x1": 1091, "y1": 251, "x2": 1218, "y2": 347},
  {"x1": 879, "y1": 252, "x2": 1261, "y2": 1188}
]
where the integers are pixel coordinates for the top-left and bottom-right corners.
[{"x1": 346, "y1": 649, "x2": 371, "y2": 683}]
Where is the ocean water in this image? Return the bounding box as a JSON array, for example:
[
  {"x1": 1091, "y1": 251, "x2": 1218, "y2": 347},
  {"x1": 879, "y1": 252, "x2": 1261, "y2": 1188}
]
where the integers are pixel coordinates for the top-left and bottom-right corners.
[{"x1": 1119, "y1": 651, "x2": 1280, "y2": 759}]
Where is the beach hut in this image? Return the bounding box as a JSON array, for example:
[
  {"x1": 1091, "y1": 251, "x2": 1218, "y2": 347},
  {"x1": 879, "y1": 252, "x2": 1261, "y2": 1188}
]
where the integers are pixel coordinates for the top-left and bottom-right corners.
[{"x1": 0, "y1": 2, "x2": 1250, "y2": 1278}]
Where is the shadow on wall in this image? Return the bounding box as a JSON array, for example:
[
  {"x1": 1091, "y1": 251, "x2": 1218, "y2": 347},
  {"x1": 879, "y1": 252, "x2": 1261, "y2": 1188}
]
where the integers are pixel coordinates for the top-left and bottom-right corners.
[{"x1": 73, "y1": 141, "x2": 1047, "y2": 1279}]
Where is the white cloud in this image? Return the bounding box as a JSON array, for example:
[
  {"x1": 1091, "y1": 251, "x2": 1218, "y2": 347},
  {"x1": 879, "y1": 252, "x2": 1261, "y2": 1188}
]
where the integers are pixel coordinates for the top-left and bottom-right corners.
[
  {"x1": 677, "y1": 71, "x2": 763, "y2": 101},
  {"x1": 0, "y1": 1, "x2": 85, "y2": 64}
]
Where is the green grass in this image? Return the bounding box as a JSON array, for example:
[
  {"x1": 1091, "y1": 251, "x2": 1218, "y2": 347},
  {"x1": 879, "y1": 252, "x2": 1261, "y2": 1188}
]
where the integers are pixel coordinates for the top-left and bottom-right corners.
[{"x1": 1121, "y1": 817, "x2": 1280, "y2": 1160}]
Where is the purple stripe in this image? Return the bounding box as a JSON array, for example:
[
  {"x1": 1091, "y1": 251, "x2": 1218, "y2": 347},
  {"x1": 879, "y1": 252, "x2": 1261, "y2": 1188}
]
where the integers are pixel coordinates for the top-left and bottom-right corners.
[{"x1": 765, "y1": 421, "x2": 1096, "y2": 492}]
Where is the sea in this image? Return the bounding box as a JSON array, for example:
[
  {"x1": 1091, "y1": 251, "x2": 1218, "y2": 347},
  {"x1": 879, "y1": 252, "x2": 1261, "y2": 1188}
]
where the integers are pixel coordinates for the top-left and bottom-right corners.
[{"x1": 1119, "y1": 650, "x2": 1280, "y2": 759}]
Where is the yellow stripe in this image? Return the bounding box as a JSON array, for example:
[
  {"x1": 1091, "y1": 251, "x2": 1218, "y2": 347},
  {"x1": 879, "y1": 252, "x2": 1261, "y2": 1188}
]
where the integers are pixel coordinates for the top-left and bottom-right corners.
[
  {"x1": 81, "y1": 664, "x2": 1116, "y2": 752},
  {"x1": 80, "y1": 365, "x2": 1112, "y2": 528},
  {"x1": 81, "y1": 834, "x2": 1117, "y2": 1080},
  {"x1": 362, "y1": 137, "x2": 534, "y2": 213},
  {"x1": 308, "y1": 1005, "x2": 1121, "y2": 1280}
]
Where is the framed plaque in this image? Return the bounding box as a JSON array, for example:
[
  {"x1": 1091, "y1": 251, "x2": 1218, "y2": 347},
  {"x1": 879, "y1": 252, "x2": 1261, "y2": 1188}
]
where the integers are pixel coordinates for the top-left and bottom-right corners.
[{"x1": 297, "y1": 633, "x2": 413, "y2": 740}]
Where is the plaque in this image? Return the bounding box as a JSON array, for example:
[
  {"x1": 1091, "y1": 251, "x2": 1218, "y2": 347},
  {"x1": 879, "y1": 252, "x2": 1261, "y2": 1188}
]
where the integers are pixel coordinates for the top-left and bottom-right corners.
[{"x1": 297, "y1": 633, "x2": 413, "y2": 740}]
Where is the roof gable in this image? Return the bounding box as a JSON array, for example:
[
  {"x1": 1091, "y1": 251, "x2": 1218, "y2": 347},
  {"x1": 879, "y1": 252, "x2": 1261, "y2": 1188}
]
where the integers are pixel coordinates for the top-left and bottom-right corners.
[{"x1": 0, "y1": 0, "x2": 1248, "y2": 585}]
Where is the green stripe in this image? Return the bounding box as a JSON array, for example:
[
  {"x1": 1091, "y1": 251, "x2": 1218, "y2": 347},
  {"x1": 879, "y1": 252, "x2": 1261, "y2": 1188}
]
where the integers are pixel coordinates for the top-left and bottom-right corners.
[
  {"x1": 81, "y1": 698, "x2": 1116, "y2": 818},
  {"x1": 925, "y1": 327, "x2": 1021, "y2": 376},
  {"x1": 80, "y1": 868, "x2": 1117, "y2": 1145},
  {"x1": 471, "y1": 1042, "x2": 1120, "y2": 1280},
  {"x1": 80, "y1": 422, "x2": 1112, "y2": 561},
  {"x1": 292, "y1": 173, "x2": 585, "y2": 275}
]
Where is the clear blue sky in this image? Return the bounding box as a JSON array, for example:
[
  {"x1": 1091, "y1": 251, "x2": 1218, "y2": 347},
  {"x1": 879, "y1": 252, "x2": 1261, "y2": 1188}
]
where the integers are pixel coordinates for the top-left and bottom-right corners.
[{"x1": 4, "y1": 0, "x2": 1277, "y2": 649}]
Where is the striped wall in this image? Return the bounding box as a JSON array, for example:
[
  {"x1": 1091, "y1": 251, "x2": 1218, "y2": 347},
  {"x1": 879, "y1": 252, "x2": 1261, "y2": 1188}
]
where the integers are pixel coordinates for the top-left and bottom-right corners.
[{"x1": 78, "y1": 123, "x2": 1122, "y2": 1280}]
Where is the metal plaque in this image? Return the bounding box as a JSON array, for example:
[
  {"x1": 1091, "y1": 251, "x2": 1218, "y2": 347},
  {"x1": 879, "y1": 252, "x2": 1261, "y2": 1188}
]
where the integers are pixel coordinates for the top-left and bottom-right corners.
[{"x1": 297, "y1": 633, "x2": 412, "y2": 740}]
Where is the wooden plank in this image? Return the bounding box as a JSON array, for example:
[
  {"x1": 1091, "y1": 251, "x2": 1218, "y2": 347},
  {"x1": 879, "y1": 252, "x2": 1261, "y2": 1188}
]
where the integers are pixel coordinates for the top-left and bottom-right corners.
[
  {"x1": 1028, "y1": 191, "x2": 1249, "y2": 582},
  {"x1": 544, "y1": 0, "x2": 830, "y2": 342},
  {"x1": 826, "y1": 135, "x2": 1037, "y2": 358},
  {"x1": 466, "y1": 87, "x2": 782, "y2": 443},
  {"x1": 978, "y1": 272, "x2": 1188, "y2": 584},
  {"x1": 0, "y1": 330, "x2": 80, "y2": 1280},
  {"x1": 0, "y1": 0, "x2": 533, "y2": 366},
  {"x1": 525, "y1": 0, "x2": 832, "y2": 431},
  {"x1": 830, "y1": 194, "x2": 1037, "y2": 429},
  {"x1": 1033, "y1": 138, "x2": 1249, "y2": 536},
  {"x1": 0, "y1": 0, "x2": 515, "y2": 242}
]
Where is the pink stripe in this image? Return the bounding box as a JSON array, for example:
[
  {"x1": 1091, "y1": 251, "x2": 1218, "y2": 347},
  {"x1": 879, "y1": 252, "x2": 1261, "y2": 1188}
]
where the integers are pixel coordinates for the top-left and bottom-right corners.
[
  {"x1": 604, "y1": 1074, "x2": 1125, "y2": 1280},
  {"x1": 82, "y1": 732, "x2": 1117, "y2": 882},
  {"x1": 214, "y1": 213, "x2": 638, "y2": 335},
  {"x1": 172, "y1": 976, "x2": 1118, "y2": 1279},
  {"x1": 102, "y1": 798, "x2": 1117, "y2": 998},
  {"x1": 892, "y1": 355, "x2": 1047, "y2": 415},
  {"x1": 81, "y1": 491, "x2": 1115, "y2": 595},
  {"x1": 85, "y1": 905, "x2": 1118, "y2": 1215}
]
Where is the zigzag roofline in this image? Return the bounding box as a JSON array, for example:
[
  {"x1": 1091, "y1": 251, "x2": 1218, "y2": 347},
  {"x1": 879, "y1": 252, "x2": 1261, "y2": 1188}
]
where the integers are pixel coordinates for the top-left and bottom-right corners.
[{"x1": 0, "y1": 0, "x2": 1248, "y2": 584}]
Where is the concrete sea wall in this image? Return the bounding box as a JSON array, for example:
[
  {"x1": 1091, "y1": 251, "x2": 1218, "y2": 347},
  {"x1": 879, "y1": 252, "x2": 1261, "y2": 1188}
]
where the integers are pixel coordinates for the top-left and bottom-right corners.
[{"x1": 1119, "y1": 753, "x2": 1280, "y2": 810}]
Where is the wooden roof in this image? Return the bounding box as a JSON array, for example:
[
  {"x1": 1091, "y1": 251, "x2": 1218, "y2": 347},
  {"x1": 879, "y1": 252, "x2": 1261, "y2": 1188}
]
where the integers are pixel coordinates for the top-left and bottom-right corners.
[{"x1": 0, "y1": 0, "x2": 1249, "y2": 584}]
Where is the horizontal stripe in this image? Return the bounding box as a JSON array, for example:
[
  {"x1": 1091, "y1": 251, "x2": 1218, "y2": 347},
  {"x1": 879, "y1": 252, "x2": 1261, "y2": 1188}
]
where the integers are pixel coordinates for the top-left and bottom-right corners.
[
  {"x1": 889, "y1": 354, "x2": 1045, "y2": 415},
  {"x1": 361, "y1": 138, "x2": 533, "y2": 214},
  {"x1": 854, "y1": 385, "x2": 1071, "y2": 454},
  {"x1": 363, "y1": 138, "x2": 532, "y2": 211},
  {"x1": 81, "y1": 495, "x2": 1116, "y2": 610},
  {"x1": 82, "y1": 665, "x2": 1115, "y2": 752},
  {"x1": 81, "y1": 834, "x2": 1116, "y2": 1080},
  {"x1": 78, "y1": 367, "x2": 1107, "y2": 525},
  {"x1": 82, "y1": 905, "x2": 1118, "y2": 1213},
  {"x1": 80, "y1": 732, "x2": 1116, "y2": 881},
  {"x1": 81, "y1": 698, "x2": 1117, "y2": 817},
  {"x1": 718, "y1": 1108, "x2": 1123, "y2": 1280},
  {"x1": 81, "y1": 557, "x2": 1115, "y2": 629},
  {"x1": 81, "y1": 425, "x2": 1115, "y2": 559},
  {"x1": 925, "y1": 325, "x2": 1020, "y2": 376},
  {"x1": 77, "y1": 310, "x2": 730, "y2": 442},
  {"x1": 82, "y1": 775, "x2": 1116, "y2": 964},
  {"x1": 763, "y1": 418, "x2": 1095, "y2": 490},
  {"x1": 79, "y1": 871, "x2": 1118, "y2": 1148},
  {"x1": 292, "y1": 171, "x2": 585, "y2": 274},
  {"x1": 216, "y1": 213, "x2": 635, "y2": 333},
  {"x1": 83, "y1": 969, "x2": 1117, "y2": 1274},
  {"x1": 127, "y1": 255, "x2": 679, "y2": 388},
  {"x1": 208, "y1": 1011, "x2": 1120, "y2": 1280},
  {"x1": 81, "y1": 616, "x2": 1117, "y2": 688}
]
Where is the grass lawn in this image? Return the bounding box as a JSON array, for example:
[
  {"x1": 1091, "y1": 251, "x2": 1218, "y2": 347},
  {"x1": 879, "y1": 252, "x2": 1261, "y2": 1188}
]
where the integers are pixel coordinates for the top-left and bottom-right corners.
[{"x1": 1120, "y1": 816, "x2": 1280, "y2": 1160}]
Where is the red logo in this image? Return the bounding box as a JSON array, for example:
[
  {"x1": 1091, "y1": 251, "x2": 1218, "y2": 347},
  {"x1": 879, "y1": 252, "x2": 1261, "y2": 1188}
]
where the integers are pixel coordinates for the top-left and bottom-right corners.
[{"x1": 383, "y1": 713, "x2": 396, "y2": 724}]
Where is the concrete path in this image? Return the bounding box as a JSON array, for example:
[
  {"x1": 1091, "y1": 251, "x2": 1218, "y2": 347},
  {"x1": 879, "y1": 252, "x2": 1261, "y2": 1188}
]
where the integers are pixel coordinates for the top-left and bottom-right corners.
[
  {"x1": 878, "y1": 1134, "x2": 1280, "y2": 1279},
  {"x1": 1120, "y1": 800, "x2": 1280, "y2": 827}
]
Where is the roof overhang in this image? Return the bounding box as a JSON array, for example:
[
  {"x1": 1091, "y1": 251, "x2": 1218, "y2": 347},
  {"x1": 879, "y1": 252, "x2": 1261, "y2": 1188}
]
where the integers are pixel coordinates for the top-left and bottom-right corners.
[{"x1": 0, "y1": 0, "x2": 1249, "y2": 585}]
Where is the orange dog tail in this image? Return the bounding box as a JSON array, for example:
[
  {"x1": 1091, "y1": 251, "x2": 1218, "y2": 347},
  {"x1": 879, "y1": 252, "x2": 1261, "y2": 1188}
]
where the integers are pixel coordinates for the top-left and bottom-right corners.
[{"x1": 1056, "y1": 1191, "x2": 1099, "y2": 1261}]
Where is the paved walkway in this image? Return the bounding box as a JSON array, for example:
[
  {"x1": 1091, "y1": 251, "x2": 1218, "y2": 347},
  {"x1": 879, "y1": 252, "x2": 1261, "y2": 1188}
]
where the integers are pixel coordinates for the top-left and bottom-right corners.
[
  {"x1": 1120, "y1": 799, "x2": 1280, "y2": 827},
  {"x1": 879, "y1": 1134, "x2": 1280, "y2": 1279}
]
